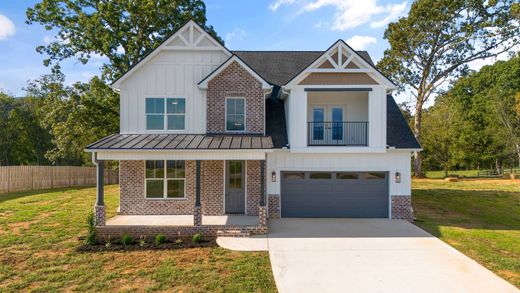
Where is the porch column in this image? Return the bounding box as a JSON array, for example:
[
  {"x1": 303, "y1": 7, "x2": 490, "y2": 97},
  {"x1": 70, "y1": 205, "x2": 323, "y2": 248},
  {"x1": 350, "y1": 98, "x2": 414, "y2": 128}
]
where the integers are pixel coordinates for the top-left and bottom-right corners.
[
  {"x1": 94, "y1": 160, "x2": 105, "y2": 226},
  {"x1": 194, "y1": 160, "x2": 202, "y2": 226},
  {"x1": 258, "y1": 160, "x2": 267, "y2": 226}
]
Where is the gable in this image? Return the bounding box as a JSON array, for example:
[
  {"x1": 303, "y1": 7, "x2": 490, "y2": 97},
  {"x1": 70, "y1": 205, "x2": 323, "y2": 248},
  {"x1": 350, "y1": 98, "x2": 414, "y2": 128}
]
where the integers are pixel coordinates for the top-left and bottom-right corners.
[
  {"x1": 285, "y1": 40, "x2": 396, "y2": 88},
  {"x1": 199, "y1": 56, "x2": 271, "y2": 90},
  {"x1": 112, "y1": 20, "x2": 231, "y2": 89},
  {"x1": 299, "y1": 73, "x2": 378, "y2": 85}
]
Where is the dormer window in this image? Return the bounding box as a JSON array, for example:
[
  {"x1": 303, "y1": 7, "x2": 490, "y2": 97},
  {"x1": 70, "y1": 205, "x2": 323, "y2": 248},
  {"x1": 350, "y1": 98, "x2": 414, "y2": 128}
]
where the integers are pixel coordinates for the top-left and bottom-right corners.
[
  {"x1": 146, "y1": 97, "x2": 186, "y2": 130},
  {"x1": 226, "y1": 97, "x2": 245, "y2": 132}
]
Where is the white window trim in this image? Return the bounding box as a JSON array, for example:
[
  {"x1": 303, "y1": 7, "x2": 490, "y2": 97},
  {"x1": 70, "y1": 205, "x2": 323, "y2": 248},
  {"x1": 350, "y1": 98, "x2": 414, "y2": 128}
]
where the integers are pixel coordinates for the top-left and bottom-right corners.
[
  {"x1": 144, "y1": 160, "x2": 187, "y2": 200},
  {"x1": 145, "y1": 96, "x2": 187, "y2": 132},
  {"x1": 225, "y1": 97, "x2": 246, "y2": 132}
]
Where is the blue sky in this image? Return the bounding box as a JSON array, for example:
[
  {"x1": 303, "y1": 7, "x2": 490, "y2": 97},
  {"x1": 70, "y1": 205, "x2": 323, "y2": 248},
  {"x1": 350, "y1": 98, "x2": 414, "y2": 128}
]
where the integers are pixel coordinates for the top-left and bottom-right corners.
[{"x1": 0, "y1": 0, "x2": 503, "y2": 102}]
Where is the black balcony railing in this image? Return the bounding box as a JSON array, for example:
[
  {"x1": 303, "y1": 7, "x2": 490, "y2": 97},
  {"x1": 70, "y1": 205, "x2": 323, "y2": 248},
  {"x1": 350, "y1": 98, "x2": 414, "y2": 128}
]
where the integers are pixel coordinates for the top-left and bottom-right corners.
[{"x1": 307, "y1": 121, "x2": 368, "y2": 146}]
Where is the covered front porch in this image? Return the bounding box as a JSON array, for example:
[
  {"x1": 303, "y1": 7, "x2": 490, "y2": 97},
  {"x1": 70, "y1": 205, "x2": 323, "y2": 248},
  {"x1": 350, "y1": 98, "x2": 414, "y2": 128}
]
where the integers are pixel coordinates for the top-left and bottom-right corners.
[
  {"x1": 106, "y1": 214, "x2": 260, "y2": 226},
  {"x1": 86, "y1": 134, "x2": 273, "y2": 238}
]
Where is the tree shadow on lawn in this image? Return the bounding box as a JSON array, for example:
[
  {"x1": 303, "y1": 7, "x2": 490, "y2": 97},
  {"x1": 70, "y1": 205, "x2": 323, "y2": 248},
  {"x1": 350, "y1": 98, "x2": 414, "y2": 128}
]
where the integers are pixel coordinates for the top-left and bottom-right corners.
[
  {"x1": 412, "y1": 188, "x2": 520, "y2": 233},
  {"x1": 0, "y1": 186, "x2": 95, "y2": 204}
]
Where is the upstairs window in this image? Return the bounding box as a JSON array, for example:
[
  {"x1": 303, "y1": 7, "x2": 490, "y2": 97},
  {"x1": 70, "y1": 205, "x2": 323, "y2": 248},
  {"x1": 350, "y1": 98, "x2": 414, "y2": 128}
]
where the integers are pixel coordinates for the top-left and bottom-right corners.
[
  {"x1": 226, "y1": 97, "x2": 245, "y2": 131},
  {"x1": 146, "y1": 97, "x2": 186, "y2": 130}
]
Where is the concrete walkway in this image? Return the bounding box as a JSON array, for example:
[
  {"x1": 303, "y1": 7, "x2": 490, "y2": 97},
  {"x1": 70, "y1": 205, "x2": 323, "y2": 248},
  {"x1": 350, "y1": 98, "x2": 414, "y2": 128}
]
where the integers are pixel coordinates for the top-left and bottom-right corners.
[{"x1": 267, "y1": 218, "x2": 518, "y2": 293}]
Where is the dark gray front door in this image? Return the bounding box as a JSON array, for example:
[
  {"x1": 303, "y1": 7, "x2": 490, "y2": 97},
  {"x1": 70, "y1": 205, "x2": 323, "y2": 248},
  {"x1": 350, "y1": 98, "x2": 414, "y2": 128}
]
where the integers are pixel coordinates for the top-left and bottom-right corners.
[
  {"x1": 281, "y1": 171, "x2": 389, "y2": 218},
  {"x1": 225, "y1": 160, "x2": 245, "y2": 214}
]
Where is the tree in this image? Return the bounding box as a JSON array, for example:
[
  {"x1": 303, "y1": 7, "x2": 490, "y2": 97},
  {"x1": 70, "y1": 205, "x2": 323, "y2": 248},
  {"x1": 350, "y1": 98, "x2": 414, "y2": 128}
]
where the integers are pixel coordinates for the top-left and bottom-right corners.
[
  {"x1": 26, "y1": 0, "x2": 222, "y2": 81},
  {"x1": 377, "y1": 0, "x2": 520, "y2": 176},
  {"x1": 26, "y1": 70, "x2": 119, "y2": 165},
  {"x1": 421, "y1": 94, "x2": 461, "y2": 176}
]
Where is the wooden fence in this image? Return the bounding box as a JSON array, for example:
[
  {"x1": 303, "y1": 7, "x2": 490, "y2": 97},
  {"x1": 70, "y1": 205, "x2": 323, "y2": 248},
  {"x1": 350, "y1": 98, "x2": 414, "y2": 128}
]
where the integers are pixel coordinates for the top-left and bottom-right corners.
[{"x1": 0, "y1": 166, "x2": 119, "y2": 194}]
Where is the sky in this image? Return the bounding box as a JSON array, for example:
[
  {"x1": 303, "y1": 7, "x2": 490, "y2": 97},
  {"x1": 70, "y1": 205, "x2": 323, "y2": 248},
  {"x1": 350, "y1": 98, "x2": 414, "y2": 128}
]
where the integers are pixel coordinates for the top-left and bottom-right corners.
[{"x1": 0, "y1": 0, "x2": 510, "y2": 104}]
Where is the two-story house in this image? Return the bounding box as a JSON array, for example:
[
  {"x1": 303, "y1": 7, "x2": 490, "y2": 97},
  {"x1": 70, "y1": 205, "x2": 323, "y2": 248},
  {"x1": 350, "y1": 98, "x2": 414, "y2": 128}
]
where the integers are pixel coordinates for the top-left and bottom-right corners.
[{"x1": 86, "y1": 21, "x2": 420, "y2": 238}]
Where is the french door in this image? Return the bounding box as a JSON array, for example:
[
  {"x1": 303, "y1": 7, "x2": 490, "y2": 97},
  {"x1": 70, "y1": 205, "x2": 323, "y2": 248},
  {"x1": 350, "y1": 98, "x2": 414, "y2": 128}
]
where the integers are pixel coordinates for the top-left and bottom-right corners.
[{"x1": 310, "y1": 105, "x2": 345, "y2": 145}]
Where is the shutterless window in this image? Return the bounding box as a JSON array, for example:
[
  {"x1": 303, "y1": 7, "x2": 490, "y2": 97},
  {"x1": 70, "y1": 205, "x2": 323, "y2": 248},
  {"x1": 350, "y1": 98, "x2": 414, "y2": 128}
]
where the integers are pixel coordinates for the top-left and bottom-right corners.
[
  {"x1": 226, "y1": 98, "x2": 245, "y2": 131},
  {"x1": 145, "y1": 160, "x2": 185, "y2": 199},
  {"x1": 146, "y1": 98, "x2": 185, "y2": 130}
]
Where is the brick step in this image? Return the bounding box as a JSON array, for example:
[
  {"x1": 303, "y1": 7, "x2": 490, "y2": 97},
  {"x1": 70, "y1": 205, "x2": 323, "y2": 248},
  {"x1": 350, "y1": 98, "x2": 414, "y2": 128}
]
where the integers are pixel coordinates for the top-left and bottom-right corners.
[{"x1": 216, "y1": 230, "x2": 250, "y2": 237}]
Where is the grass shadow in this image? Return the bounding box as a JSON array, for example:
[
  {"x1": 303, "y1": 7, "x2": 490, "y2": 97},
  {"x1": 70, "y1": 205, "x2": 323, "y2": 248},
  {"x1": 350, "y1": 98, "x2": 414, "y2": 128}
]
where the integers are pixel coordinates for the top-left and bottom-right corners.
[{"x1": 0, "y1": 186, "x2": 96, "y2": 204}]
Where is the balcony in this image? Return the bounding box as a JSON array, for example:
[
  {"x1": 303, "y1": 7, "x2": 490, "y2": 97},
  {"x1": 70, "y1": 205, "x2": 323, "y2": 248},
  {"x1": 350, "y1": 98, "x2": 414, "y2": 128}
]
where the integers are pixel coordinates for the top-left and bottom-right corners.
[{"x1": 307, "y1": 121, "x2": 368, "y2": 146}]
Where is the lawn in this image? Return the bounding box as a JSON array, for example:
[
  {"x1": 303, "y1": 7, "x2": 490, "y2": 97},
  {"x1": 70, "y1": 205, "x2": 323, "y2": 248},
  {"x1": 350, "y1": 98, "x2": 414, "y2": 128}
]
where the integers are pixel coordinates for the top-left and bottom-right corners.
[
  {"x1": 412, "y1": 178, "x2": 520, "y2": 288},
  {"x1": 0, "y1": 186, "x2": 276, "y2": 292}
]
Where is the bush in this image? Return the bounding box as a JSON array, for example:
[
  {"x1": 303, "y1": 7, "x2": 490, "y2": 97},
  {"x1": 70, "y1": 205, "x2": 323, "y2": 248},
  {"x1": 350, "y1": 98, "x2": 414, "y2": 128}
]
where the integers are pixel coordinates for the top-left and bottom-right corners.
[
  {"x1": 121, "y1": 235, "x2": 133, "y2": 245},
  {"x1": 85, "y1": 211, "x2": 97, "y2": 245},
  {"x1": 175, "y1": 239, "x2": 183, "y2": 245},
  {"x1": 192, "y1": 233, "x2": 203, "y2": 243},
  {"x1": 139, "y1": 236, "x2": 146, "y2": 247},
  {"x1": 105, "y1": 236, "x2": 112, "y2": 248},
  {"x1": 155, "y1": 233, "x2": 166, "y2": 245}
]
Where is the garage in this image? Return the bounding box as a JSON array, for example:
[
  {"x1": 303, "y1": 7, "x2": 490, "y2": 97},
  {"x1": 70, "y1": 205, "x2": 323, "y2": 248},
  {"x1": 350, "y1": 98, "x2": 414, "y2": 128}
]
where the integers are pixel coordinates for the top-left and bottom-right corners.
[{"x1": 280, "y1": 171, "x2": 389, "y2": 218}]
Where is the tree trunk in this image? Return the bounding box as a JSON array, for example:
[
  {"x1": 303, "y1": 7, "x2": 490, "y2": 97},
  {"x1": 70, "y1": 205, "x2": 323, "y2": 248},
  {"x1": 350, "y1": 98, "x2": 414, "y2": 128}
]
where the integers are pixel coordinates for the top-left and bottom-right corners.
[{"x1": 414, "y1": 100, "x2": 424, "y2": 177}]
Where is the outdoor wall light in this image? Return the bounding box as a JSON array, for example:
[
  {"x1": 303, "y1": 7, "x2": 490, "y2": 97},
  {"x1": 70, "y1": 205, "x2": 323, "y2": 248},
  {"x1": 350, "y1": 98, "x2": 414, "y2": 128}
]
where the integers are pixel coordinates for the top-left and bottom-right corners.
[
  {"x1": 395, "y1": 172, "x2": 401, "y2": 183},
  {"x1": 271, "y1": 171, "x2": 276, "y2": 182}
]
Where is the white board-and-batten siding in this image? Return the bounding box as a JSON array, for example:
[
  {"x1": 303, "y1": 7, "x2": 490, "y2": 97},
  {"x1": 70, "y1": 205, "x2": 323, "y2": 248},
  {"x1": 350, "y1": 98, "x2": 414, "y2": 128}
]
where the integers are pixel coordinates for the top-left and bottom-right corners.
[
  {"x1": 266, "y1": 150, "x2": 412, "y2": 196},
  {"x1": 118, "y1": 50, "x2": 229, "y2": 134}
]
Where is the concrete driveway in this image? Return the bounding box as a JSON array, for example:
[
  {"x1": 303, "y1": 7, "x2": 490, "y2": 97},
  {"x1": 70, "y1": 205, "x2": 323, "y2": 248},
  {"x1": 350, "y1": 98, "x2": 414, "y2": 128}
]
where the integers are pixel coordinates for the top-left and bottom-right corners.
[{"x1": 268, "y1": 218, "x2": 518, "y2": 293}]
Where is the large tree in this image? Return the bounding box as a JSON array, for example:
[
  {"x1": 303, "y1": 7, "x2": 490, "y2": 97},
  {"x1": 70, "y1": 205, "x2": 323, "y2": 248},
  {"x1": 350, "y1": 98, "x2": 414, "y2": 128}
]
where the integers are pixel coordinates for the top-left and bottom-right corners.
[
  {"x1": 26, "y1": 0, "x2": 222, "y2": 81},
  {"x1": 378, "y1": 0, "x2": 520, "y2": 176}
]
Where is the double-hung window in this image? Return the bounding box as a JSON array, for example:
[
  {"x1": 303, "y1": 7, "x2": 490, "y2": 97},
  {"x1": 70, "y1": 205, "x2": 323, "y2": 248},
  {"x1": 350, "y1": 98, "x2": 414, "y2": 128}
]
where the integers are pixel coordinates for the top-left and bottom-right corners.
[
  {"x1": 145, "y1": 160, "x2": 186, "y2": 199},
  {"x1": 226, "y1": 97, "x2": 245, "y2": 131},
  {"x1": 145, "y1": 98, "x2": 186, "y2": 130}
]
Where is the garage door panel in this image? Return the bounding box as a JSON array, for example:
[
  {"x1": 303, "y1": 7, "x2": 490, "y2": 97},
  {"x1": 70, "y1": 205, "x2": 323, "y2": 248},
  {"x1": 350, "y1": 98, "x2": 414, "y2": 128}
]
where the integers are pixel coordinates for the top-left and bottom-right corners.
[{"x1": 281, "y1": 171, "x2": 388, "y2": 218}]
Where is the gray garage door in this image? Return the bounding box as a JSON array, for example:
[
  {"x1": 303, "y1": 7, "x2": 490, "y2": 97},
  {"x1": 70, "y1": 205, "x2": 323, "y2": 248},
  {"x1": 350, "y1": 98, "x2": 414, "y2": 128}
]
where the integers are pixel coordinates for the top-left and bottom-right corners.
[{"x1": 281, "y1": 171, "x2": 389, "y2": 218}]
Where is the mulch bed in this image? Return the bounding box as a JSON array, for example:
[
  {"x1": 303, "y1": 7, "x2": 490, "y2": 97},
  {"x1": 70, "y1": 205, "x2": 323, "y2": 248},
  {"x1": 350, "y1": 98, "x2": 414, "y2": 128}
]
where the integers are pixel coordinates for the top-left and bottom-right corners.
[{"x1": 77, "y1": 237, "x2": 217, "y2": 252}]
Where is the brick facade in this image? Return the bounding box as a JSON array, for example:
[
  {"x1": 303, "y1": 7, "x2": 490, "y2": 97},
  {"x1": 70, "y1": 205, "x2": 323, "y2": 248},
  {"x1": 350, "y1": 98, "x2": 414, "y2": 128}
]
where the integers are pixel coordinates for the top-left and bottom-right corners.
[
  {"x1": 391, "y1": 195, "x2": 413, "y2": 221},
  {"x1": 206, "y1": 61, "x2": 265, "y2": 134},
  {"x1": 201, "y1": 160, "x2": 224, "y2": 215},
  {"x1": 119, "y1": 160, "x2": 264, "y2": 217},
  {"x1": 246, "y1": 160, "x2": 262, "y2": 216},
  {"x1": 267, "y1": 194, "x2": 281, "y2": 219},
  {"x1": 119, "y1": 160, "x2": 196, "y2": 215},
  {"x1": 94, "y1": 205, "x2": 105, "y2": 226}
]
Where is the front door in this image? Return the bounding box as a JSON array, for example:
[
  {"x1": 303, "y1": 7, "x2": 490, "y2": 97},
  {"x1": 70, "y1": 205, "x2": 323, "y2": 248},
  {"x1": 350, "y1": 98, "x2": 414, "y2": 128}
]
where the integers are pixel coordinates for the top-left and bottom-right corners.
[
  {"x1": 310, "y1": 105, "x2": 345, "y2": 145},
  {"x1": 225, "y1": 160, "x2": 245, "y2": 214}
]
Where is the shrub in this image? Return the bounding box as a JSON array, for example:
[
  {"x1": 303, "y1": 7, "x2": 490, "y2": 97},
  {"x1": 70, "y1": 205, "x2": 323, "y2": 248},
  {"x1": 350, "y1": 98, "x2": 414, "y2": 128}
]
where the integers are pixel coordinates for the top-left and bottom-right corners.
[
  {"x1": 85, "y1": 211, "x2": 97, "y2": 245},
  {"x1": 139, "y1": 236, "x2": 146, "y2": 247},
  {"x1": 192, "y1": 233, "x2": 203, "y2": 243},
  {"x1": 175, "y1": 239, "x2": 183, "y2": 245},
  {"x1": 121, "y1": 235, "x2": 133, "y2": 245},
  {"x1": 155, "y1": 233, "x2": 166, "y2": 245},
  {"x1": 105, "y1": 236, "x2": 112, "y2": 248}
]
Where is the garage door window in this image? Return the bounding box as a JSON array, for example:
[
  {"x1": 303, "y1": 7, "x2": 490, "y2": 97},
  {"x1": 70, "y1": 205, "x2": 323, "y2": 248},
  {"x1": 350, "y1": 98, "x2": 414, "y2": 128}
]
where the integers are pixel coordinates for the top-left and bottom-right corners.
[
  {"x1": 337, "y1": 172, "x2": 359, "y2": 180},
  {"x1": 366, "y1": 172, "x2": 386, "y2": 180},
  {"x1": 309, "y1": 172, "x2": 332, "y2": 179},
  {"x1": 283, "y1": 172, "x2": 305, "y2": 180}
]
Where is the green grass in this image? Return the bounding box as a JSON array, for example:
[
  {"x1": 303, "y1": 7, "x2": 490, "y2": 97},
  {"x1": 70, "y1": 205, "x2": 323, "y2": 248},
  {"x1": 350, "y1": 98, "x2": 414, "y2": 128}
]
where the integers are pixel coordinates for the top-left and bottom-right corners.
[
  {"x1": 0, "y1": 186, "x2": 276, "y2": 292},
  {"x1": 413, "y1": 178, "x2": 520, "y2": 288},
  {"x1": 425, "y1": 169, "x2": 520, "y2": 179}
]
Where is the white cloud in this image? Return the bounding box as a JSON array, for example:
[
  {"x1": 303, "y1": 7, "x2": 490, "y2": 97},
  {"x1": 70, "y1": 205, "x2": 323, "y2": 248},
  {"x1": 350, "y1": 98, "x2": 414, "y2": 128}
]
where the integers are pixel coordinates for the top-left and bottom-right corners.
[
  {"x1": 43, "y1": 35, "x2": 53, "y2": 45},
  {"x1": 370, "y1": 1, "x2": 408, "y2": 28},
  {"x1": 345, "y1": 35, "x2": 377, "y2": 50},
  {"x1": 225, "y1": 28, "x2": 247, "y2": 46},
  {"x1": 269, "y1": 0, "x2": 408, "y2": 31},
  {"x1": 269, "y1": 0, "x2": 296, "y2": 11},
  {"x1": 0, "y1": 14, "x2": 16, "y2": 40}
]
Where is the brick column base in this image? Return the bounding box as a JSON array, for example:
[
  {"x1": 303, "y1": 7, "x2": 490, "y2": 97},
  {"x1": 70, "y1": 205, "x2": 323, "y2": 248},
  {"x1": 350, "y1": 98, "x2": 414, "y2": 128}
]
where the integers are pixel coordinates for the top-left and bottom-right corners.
[
  {"x1": 94, "y1": 205, "x2": 105, "y2": 226},
  {"x1": 267, "y1": 194, "x2": 281, "y2": 219},
  {"x1": 258, "y1": 206, "x2": 267, "y2": 226},
  {"x1": 391, "y1": 196, "x2": 413, "y2": 221},
  {"x1": 194, "y1": 206, "x2": 202, "y2": 226}
]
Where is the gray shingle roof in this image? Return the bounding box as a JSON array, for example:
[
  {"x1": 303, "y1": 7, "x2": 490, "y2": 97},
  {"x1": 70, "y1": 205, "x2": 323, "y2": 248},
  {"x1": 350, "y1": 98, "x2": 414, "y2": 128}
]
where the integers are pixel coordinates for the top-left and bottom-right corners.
[
  {"x1": 386, "y1": 95, "x2": 421, "y2": 149},
  {"x1": 232, "y1": 50, "x2": 374, "y2": 86},
  {"x1": 86, "y1": 134, "x2": 274, "y2": 150}
]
